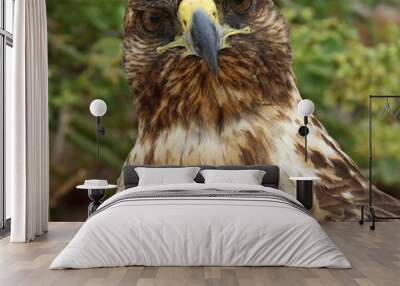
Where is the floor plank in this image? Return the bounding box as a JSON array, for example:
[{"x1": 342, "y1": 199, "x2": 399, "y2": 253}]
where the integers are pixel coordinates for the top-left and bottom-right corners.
[{"x1": 0, "y1": 222, "x2": 398, "y2": 286}]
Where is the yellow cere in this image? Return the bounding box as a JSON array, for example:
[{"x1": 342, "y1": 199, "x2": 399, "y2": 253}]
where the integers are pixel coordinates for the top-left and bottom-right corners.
[
  {"x1": 178, "y1": 0, "x2": 219, "y2": 31},
  {"x1": 157, "y1": 0, "x2": 251, "y2": 55}
]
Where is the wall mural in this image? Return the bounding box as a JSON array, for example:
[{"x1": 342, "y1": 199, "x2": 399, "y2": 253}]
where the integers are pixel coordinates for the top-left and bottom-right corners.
[
  {"x1": 120, "y1": 0, "x2": 400, "y2": 221},
  {"x1": 46, "y1": 1, "x2": 400, "y2": 221}
]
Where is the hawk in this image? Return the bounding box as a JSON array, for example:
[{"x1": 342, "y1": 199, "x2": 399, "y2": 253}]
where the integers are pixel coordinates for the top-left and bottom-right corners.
[{"x1": 122, "y1": 0, "x2": 400, "y2": 221}]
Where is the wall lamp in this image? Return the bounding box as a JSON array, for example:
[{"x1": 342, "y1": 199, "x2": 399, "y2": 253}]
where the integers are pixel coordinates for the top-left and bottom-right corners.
[
  {"x1": 298, "y1": 99, "x2": 315, "y2": 162},
  {"x1": 89, "y1": 99, "x2": 107, "y2": 160}
]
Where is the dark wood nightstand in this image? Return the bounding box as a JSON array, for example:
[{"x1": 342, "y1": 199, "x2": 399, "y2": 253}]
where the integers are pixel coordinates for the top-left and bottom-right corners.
[
  {"x1": 76, "y1": 184, "x2": 117, "y2": 217},
  {"x1": 289, "y1": 177, "x2": 320, "y2": 210}
]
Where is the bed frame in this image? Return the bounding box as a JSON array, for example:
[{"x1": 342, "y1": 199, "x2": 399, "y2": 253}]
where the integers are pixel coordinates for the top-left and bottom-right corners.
[{"x1": 123, "y1": 165, "x2": 280, "y2": 190}]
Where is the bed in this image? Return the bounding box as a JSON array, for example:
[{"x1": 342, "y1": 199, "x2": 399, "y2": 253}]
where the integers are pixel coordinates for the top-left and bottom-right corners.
[{"x1": 50, "y1": 165, "x2": 350, "y2": 269}]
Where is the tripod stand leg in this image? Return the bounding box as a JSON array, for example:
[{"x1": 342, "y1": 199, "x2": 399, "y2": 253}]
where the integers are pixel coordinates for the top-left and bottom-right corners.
[{"x1": 369, "y1": 206, "x2": 376, "y2": 231}]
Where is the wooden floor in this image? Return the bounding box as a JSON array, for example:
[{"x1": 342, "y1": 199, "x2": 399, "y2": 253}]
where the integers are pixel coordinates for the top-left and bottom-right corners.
[{"x1": 0, "y1": 222, "x2": 399, "y2": 286}]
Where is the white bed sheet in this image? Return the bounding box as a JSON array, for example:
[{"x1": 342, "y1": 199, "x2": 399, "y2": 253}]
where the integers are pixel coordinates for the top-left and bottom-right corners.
[{"x1": 50, "y1": 183, "x2": 351, "y2": 269}]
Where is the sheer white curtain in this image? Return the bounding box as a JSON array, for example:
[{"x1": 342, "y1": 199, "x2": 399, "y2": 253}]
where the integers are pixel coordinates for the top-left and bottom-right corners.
[{"x1": 7, "y1": 0, "x2": 49, "y2": 242}]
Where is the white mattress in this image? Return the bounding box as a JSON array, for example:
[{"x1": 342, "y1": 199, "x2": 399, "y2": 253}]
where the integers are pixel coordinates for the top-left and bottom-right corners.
[{"x1": 50, "y1": 183, "x2": 351, "y2": 269}]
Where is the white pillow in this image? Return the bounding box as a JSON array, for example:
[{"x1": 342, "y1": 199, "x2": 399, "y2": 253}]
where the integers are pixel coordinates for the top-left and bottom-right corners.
[
  {"x1": 200, "y1": 169, "x2": 266, "y2": 185},
  {"x1": 135, "y1": 167, "x2": 201, "y2": 186}
]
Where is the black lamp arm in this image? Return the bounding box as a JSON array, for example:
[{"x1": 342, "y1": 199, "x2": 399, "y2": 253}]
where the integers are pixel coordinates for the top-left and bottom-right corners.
[
  {"x1": 298, "y1": 116, "x2": 310, "y2": 162},
  {"x1": 96, "y1": 117, "x2": 106, "y2": 160}
]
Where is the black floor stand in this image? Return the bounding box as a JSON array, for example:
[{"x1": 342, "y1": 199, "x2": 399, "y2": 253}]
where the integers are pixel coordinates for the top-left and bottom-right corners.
[
  {"x1": 359, "y1": 205, "x2": 400, "y2": 231},
  {"x1": 360, "y1": 95, "x2": 400, "y2": 231}
]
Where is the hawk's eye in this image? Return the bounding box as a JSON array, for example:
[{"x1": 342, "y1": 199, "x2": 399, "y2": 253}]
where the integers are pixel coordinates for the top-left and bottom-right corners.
[
  {"x1": 143, "y1": 11, "x2": 162, "y2": 32},
  {"x1": 230, "y1": 0, "x2": 252, "y2": 14}
]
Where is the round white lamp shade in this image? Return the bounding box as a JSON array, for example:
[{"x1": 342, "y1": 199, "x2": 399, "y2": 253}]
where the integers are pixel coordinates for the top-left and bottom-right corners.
[
  {"x1": 90, "y1": 99, "x2": 107, "y2": 117},
  {"x1": 298, "y1": 99, "x2": 315, "y2": 116}
]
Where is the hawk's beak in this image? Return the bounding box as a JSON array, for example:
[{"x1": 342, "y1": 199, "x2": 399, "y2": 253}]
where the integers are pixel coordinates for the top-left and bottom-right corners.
[
  {"x1": 156, "y1": 0, "x2": 251, "y2": 76},
  {"x1": 189, "y1": 9, "x2": 219, "y2": 75},
  {"x1": 179, "y1": 0, "x2": 220, "y2": 75}
]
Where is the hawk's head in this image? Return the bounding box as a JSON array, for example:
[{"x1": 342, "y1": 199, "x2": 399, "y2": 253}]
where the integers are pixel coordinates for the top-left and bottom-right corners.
[{"x1": 124, "y1": 0, "x2": 295, "y2": 138}]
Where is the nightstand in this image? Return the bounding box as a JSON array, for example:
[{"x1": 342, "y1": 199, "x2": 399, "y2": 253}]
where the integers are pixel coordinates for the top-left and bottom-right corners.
[
  {"x1": 289, "y1": 177, "x2": 320, "y2": 210},
  {"x1": 76, "y1": 184, "x2": 117, "y2": 217}
]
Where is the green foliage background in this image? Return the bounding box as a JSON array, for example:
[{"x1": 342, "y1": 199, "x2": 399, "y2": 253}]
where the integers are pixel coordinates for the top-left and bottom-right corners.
[{"x1": 47, "y1": 0, "x2": 400, "y2": 220}]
